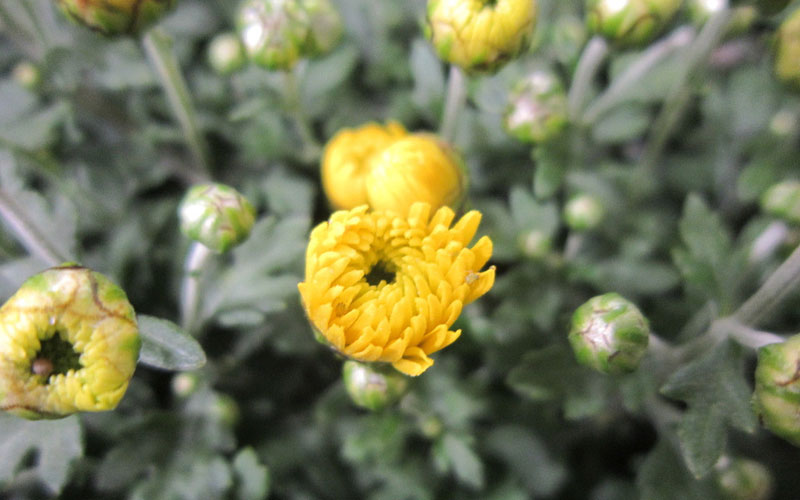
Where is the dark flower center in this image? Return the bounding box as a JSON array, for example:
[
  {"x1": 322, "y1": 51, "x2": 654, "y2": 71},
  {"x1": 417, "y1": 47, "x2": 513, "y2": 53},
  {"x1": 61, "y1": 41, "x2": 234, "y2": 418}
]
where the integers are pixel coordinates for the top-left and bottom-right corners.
[
  {"x1": 32, "y1": 334, "x2": 82, "y2": 381},
  {"x1": 365, "y1": 260, "x2": 396, "y2": 286}
]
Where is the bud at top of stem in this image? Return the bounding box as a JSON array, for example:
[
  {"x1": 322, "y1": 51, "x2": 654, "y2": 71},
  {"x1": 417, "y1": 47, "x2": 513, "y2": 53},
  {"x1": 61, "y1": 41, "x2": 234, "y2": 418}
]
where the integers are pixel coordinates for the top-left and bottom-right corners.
[
  {"x1": 12, "y1": 61, "x2": 41, "y2": 90},
  {"x1": 564, "y1": 194, "x2": 605, "y2": 231},
  {"x1": 568, "y1": 292, "x2": 650, "y2": 374},
  {"x1": 753, "y1": 333, "x2": 800, "y2": 446},
  {"x1": 761, "y1": 180, "x2": 800, "y2": 224},
  {"x1": 585, "y1": 0, "x2": 683, "y2": 48},
  {"x1": 714, "y1": 456, "x2": 773, "y2": 500},
  {"x1": 54, "y1": 0, "x2": 178, "y2": 36},
  {"x1": 365, "y1": 133, "x2": 468, "y2": 215},
  {"x1": 426, "y1": 0, "x2": 538, "y2": 74},
  {"x1": 236, "y1": 0, "x2": 342, "y2": 71},
  {"x1": 342, "y1": 360, "x2": 410, "y2": 411},
  {"x1": 504, "y1": 69, "x2": 569, "y2": 144},
  {"x1": 321, "y1": 121, "x2": 408, "y2": 210},
  {"x1": 208, "y1": 33, "x2": 247, "y2": 76},
  {"x1": 179, "y1": 183, "x2": 256, "y2": 253},
  {"x1": 774, "y1": 7, "x2": 800, "y2": 90}
]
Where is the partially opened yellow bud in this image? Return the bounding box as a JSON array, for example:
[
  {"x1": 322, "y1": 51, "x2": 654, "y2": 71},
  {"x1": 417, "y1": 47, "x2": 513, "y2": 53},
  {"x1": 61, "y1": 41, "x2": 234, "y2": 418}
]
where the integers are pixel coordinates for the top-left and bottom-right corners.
[
  {"x1": 0, "y1": 264, "x2": 140, "y2": 419},
  {"x1": 366, "y1": 134, "x2": 467, "y2": 215},
  {"x1": 321, "y1": 122, "x2": 408, "y2": 210},
  {"x1": 426, "y1": 0, "x2": 538, "y2": 73}
]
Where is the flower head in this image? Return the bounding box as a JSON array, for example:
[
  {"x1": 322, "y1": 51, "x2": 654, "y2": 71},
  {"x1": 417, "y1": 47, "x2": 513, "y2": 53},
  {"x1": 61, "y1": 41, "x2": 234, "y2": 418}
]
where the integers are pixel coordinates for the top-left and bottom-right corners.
[
  {"x1": 298, "y1": 203, "x2": 495, "y2": 376},
  {"x1": 426, "y1": 0, "x2": 538, "y2": 73},
  {"x1": 179, "y1": 183, "x2": 256, "y2": 253},
  {"x1": 321, "y1": 122, "x2": 408, "y2": 210},
  {"x1": 0, "y1": 265, "x2": 140, "y2": 419},
  {"x1": 366, "y1": 134, "x2": 467, "y2": 215},
  {"x1": 586, "y1": 0, "x2": 682, "y2": 48},
  {"x1": 54, "y1": 0, "x2": 177, "y2": 36}
]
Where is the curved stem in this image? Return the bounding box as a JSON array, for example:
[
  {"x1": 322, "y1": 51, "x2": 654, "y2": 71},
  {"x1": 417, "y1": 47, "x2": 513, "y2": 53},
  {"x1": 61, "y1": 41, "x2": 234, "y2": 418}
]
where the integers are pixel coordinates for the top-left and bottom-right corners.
[
  {"x1": 711, "y1": 318, "x2": 785, "y2": 349},
  {"x1": 639, "y1": 10, "x2": 732, "y2": 172},
  {"x1": 734, "y1": 242, "x2": 800, "y2": 328},
  {"x1": 283, "y1": 67, "x2": 322, "y2": 163},
  {"x1": 567, "y1": 36, "x2": 609, "y2": 122},
  {"x1": 440, "y1": 65, "x2": 468, "y2": 143},
  {"x1": 180, "y1": 242, "x2": 213, "y2": 334},
  {"x1": 0, "y1": 187, "x2": 69, "y2": 266},
  {"x1": 582, "y1": 27, "x2": 695, "y2": 125},
  {"x1": 142, "y1": 28, "x2": 211, "y2": 179}
]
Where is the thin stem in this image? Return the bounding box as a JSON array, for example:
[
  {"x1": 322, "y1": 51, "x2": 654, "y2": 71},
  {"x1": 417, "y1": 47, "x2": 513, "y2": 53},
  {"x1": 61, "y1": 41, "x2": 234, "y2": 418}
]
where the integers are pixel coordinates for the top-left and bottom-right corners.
[
  {"x1": 440, "y1": 65, "x2": 468, "y2": 143},
  {"x1": 639, "y1": 10, "x2": 733, "y2": 172},
  {"x1": 567, "y1": 36, "x2": 609, "y2": 122},
  {"x1": 711, "y1": 318, "x2": 785, "y2": 349},
  {"x1": 582, "y1": 27, "x2": 695, "y2": 125},
  {"x1": 142, "y1": 28, "x2": 211, "y2": 178},
  {"x1": 0, "y1": 187, "x2": 69, "y2": 266},
  {"x1": 734, "y1": 242, "x2": 800, "y2": 327},
  {"x1": 180, "y1": 242, "x2": 213, "y2": 333},
  {"x1": 283, "y1": 67, "x2": 322, "y2": 163}
]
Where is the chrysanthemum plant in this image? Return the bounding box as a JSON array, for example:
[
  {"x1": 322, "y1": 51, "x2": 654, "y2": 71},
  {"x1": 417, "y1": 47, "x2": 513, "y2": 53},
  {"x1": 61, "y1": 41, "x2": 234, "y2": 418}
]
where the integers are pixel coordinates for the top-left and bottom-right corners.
[{"x1": 4, "y1": 0, "x2": 800, "y2": 498}]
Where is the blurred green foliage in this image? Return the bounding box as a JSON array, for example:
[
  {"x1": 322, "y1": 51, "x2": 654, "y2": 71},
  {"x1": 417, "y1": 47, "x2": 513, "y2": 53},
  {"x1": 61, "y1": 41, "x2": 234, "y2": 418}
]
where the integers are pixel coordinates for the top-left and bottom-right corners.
[{"x1": 1, "y1": 0, "x2": 800, "y2": 498}]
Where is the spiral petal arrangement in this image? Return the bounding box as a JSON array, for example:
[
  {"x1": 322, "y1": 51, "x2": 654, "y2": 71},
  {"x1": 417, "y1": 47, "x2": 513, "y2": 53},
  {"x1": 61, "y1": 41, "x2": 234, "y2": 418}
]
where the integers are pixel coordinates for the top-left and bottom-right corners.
[{"x1": 298, "y1": 203, "x2": 495, "y2": 376}]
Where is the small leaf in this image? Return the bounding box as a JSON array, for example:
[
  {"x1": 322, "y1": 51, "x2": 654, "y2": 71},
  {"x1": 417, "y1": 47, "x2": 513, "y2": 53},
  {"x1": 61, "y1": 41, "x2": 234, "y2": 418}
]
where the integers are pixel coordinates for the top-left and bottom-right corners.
[
  {"x1": 0, "y1": 414, "x2": 83, "y2": 494},
  {"x1": 233, "y1": 447, "x2": 270, "y2": 500},
  {"x1": 591, "y1": 104, "x2": 651, "y2": 144},
  {"x1": 637, "y1": 439, "x2": 718, "y2": 500},
  {"x1": 661, "y1": 340, "x2": 757, "y2": 477},
  {"x1": 437, "y1": 433, "x2": 484, "y2": 490},
  {"x1": 137, "y1": 315, "x2": 206, "y2": 370},
  {"x1": 484, "y1": 425, "x2": 566, "y2": 496},
  {"x1": 532, "y1": 143, "x2": 568, "y2": 199}
]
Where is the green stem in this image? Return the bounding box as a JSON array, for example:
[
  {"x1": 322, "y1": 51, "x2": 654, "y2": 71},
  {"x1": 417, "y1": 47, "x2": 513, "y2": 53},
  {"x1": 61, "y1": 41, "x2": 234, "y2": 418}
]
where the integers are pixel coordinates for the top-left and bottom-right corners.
[
  {"x1": 142, "y1": 28, "x2": 211, "y2": 179},
  {"x1": 567, "y1": 35, "x2": 609, "y2": 122},
  {"x1": 440, "y1": 65, "x2": 467, "y2": 143},
  {"x1": 639, "y1": 10, "x2": 732, "y2": 172},
  {"x1": 180, "y1": 242, "x2": 213, "y2": 334},
  {"x1": 734, "y1": 242, "x2": 800, "y2": 328},
  {"x1": 0, "y1": 187, "x2": 70, "y2": 266},
  {"x1": 283, "y1": 67, "x2": 322, "y2": 163},
  {"x1": 711, "y1": 318, "x2": 785, "y2": 349},
  {"x1": 582, "y1": 27, "x2": 695, "y2": 125}
]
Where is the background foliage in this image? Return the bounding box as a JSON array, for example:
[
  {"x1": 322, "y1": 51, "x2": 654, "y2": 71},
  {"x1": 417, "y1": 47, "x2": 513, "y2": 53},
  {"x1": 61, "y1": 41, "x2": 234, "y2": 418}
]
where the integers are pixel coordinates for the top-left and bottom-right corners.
[{"x1": 1, "y1": 0, "x2": 800, "y2": 498}]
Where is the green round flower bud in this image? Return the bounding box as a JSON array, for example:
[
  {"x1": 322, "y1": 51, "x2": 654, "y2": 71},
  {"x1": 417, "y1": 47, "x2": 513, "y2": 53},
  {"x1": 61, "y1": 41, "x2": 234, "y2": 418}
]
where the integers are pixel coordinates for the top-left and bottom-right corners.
[
  {"x1": 171, "y1": 372, "x2": 201, "y2": 398},
  {"x1": 342, "y1": 360, "x2": 409, "y2": 411},
  {"x1": 761, "y1": 180, "x2": 800, "y2": 224},
  {"x1": 774, "y1": 7, "x2": 800, "y2": 90},
  {"x1": 518, "y1": 230, "x2": 552, "y2": 259},
  {"x1": 687, "y1": 1, "x2": 756, "y2": 36},
  {"x1": 12, "y1": 61, "x2": 41, "y2": 90},
  {"x1": 0, "y1": 264, "x2": 140, "y2": 419},
  {"x1": 54, "y1": 0, "x2": 178, "y2": 36},
  {"x1": 564, "y1": 194, "x2": 605, "y2": 231},
  {"x1": 568, "y1": 292, "x2": 650, "y2": 375},
  {"x1": 178, "y1": 183, "x2": 256, "y2": 253},
  {"x1": 714, "y1": 457, "x2": 773, "y2": 500},
  {"x1": 303, "y1": 0, "x2": 343, "y2": 57},
  {"x1": 586, "y1": 0, "x2": 683, "y2": 47},
  {"x1": 753, "y1": 334, "x2": 800, "y2": 446},
  {"x1": 208, "y1": 33, "x2": 247, "y2": 75},
  {"x1": 236, "y1": 0, "x2": 341, "y2": 71},
  {"x1": 504, "y1": 70, "x2": 568, "y2": 144}
]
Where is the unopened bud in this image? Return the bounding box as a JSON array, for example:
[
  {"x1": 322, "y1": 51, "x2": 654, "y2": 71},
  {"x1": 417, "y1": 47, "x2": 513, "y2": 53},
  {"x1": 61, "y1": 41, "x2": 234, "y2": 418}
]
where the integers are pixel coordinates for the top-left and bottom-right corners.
[
  {"x1": 761, "y1": 181, "x2": 800, "y2": 224},
  {"x1": 179, "y1": 183, "x2": 256, "y2": 253},
  {"x1": 208, "y1": 33, "x2": 247, "y2": 75},
  {"x1": 774, "y1": 7, "x2": 800, "y2": 90},
  {"x1": 714, "y1": 456, "x2": 773, "y2": 500},
  {"x1": 12, "y1": 61, "x2": 41, "y2": 90},
  {"x1": 568, "y1": 293, "x2": 650, "y2": 374},
  {"x1": 586, "y1": 0, "x2": 682, "y2": 47},
  {"x1": 504, "y1": 70, "x2": 568, "y2": 144},
  {"x1": 342, "y1": 360, "x2": 410, "y2": 411},
  {"x1": 753, "y1": 334, "x2": 800, "y2": 446},
  {"x1": 54, "y1": 0, "x2": 177, "y2": 36},
  {"x1": 564, "y1": 194, "x2": 604, "y2": 231}
]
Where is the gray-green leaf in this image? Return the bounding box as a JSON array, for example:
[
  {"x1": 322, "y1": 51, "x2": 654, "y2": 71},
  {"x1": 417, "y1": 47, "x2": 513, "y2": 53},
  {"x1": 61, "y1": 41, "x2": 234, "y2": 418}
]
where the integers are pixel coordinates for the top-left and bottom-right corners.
[{"x1": 137, "y1": 315, "x2": 206, "y2": 370}]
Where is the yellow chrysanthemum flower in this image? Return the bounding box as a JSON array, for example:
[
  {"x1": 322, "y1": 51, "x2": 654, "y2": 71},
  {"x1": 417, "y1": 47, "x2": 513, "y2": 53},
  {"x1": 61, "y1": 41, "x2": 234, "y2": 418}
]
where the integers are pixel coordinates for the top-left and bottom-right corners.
[
  {"x1": 321, "y1": 121, "x2": 408, "y2": 210},
  {"x1": 366, "y1": 134, "x2": 467, "y2": 216},
  {"x1": 298, "y1": 203, "x2": 495, "y2": 376},
  {"x1": 426, "y1": 0, "x2": 538, "y2": 73},
  {"x1": 0, "y1": 265, "x2": 140, "y2": 419}
]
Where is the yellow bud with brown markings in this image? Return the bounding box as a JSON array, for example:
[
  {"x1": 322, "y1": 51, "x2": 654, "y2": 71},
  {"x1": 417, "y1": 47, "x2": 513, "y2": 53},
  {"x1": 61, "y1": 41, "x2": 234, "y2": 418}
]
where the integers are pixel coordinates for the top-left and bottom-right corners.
[{"x1": 0, "y1": 264, "x2": 140, "y2": 419}]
